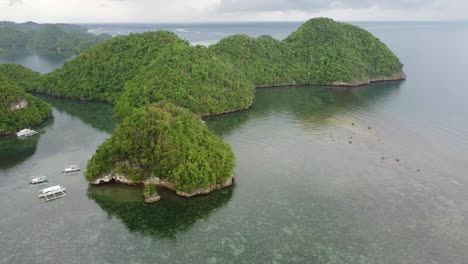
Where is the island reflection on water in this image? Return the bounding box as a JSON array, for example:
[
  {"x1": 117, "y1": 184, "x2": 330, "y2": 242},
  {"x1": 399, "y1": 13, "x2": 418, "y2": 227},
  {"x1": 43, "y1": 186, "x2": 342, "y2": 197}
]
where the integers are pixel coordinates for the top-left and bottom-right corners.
[
  {"x1": 206, "y1": 81, "x2": 402, "y2": 137},
  {"x1": 0, "y1": 118, "x2": 52, "y2": 170},
  {"x1": 87, "y1": 182, "x2": 234, "y2": 239},
  {"x1": 39, "y1": 95, "x2": 117, "y2": 134}
]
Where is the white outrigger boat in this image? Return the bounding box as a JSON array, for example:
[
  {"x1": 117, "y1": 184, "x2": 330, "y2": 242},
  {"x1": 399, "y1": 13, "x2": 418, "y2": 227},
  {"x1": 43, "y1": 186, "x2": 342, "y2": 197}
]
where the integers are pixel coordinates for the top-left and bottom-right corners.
[
  {"x1": 62, "y1": 165, "x2": 80, "y2": 174},
  {"x1": 30, "y1": 176, "x2": 48, "y2": 185},
  {"x1": 16, "y1": 128, "x2": 38, "y2": 138},
  {"x1": 38, "y1": 185, "x2": 66, "y2": 201}
]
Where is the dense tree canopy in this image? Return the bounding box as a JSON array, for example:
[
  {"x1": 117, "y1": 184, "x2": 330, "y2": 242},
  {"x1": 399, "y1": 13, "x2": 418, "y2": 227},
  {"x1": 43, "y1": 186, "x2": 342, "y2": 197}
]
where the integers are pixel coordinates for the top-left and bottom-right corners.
[
  {"x1": 32, "y1": 18, "x2": 403, "y2": 119},
  {"x1": 114, "y1": 44, "x2": 254, "y2": 118},
  {"x1": 40, "y1": 31, "x2": 188, "y2": 103},
  {"x1": 0, "y1": 21, "x2": 111, "y2": 54},
  {"x1": 0, "y1": 74, "x2": 51, "y2": 135},
  {"x1": 208, "y1": 34, "x2": 300, "y2": 86},
  {"x1": 86, "y1": 102, "x2": 235, "y2": 194},
  {"x1": 210, "y1": 17, "x2": 404, "y2": 85},
  {"x1": 0, "y1": 64, "x2": 42, "y2": 91}
]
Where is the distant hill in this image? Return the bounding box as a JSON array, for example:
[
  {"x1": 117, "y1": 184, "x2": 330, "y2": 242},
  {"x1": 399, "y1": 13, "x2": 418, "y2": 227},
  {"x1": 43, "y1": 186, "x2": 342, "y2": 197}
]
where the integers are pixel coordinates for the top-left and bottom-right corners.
[{"x1": 0, "y1": 21, "x2": 112, "y2": 54}]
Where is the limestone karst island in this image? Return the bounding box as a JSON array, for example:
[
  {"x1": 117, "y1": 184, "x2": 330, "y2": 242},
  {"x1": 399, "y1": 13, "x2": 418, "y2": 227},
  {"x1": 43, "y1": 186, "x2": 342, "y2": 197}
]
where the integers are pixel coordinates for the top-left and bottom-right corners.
[{"x1": 1, "y1": 18, "x2": 405, "y2": 201}]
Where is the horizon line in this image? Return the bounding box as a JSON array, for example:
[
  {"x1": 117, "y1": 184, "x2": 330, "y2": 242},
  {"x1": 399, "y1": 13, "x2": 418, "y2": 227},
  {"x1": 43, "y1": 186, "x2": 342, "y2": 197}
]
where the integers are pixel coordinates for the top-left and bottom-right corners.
[{"x1": 2, "y1": 19, "x2": 468, "y2": 25}]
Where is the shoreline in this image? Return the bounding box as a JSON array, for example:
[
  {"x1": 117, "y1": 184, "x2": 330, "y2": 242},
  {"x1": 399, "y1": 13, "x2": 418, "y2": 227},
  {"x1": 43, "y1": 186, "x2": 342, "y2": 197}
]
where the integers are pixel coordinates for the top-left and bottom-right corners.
[
  {"x1": 18, "y1": 72, "x2": 406, "y2": 136},
  {"x1": 0, "y1": 113, "x2": 53, "y2": 137},
  {"x1": 31, "y1": 71, "x2": 407, "y2": 112},
  {"x1": 256, "y1": 72, "x2": 407, "y2": 89},
  {"x1": 201, "y1": 73, "x2": 406, "y2": 118},
  {"x1": 90, "y1": 173, "x2": 235, "y2": 200}
]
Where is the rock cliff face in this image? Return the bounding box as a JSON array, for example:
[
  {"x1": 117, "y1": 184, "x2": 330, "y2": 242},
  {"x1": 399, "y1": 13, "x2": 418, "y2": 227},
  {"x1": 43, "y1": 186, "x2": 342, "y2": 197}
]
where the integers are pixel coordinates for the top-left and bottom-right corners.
[
  {"x1": 255, "y1": 72, "x2": 407, "y2": 89},
  {"x1": 90, "y1": 173, "x2": 234, "y2": 200},
  {"x1": 9, "y1": 100, "x2": 28, "y2": 111},
  {"x1": 0, "y1": 73, "x2": 52, "y2": 136},
  {"x1": 331, "y1": 72, "x2": 407, "y2": 87}
]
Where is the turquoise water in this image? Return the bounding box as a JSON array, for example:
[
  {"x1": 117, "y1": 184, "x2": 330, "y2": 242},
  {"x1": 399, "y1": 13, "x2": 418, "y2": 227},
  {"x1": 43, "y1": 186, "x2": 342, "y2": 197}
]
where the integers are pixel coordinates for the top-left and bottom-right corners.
[{"x1": 1, "y1": 22, "x2": 468, "y2": 263}]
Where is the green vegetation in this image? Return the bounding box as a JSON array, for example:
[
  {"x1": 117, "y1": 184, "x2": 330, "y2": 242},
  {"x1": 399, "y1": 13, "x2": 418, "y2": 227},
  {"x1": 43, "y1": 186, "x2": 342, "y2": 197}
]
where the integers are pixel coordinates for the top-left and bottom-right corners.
[
  {"x1": 38, "y1": 31, "x2": 254, "y2": 118},
  {"x1": 143, "y1": 184, "x2": 158, "y2": 199},
  {"x1": 85, "y1": 102, "x2": 235, "y2": 194},
  {"x1": 0, "y1": 74, "x2": 52, "y2": 136},
  {"x1": 34, "y1": 18, "x2": 403, "y2": 118},
  {"x1": 210, "y1": 17, "x2": 404, "y2": 85},
  {"x1": 0, "y1": 21, "x2": 111, "y2": 54},
  {"x1": 114, "y1": 44, "x2": 254, "y2": 118},
  {"x1": 209, "y1": 34, "x2": 300, "y2": 86},
  {"x1": 40, "y1": 31, "x2": 188, "y2": 102},
  {"x1": 0, "y1": 64, "x2": 42, "y2": 91}
]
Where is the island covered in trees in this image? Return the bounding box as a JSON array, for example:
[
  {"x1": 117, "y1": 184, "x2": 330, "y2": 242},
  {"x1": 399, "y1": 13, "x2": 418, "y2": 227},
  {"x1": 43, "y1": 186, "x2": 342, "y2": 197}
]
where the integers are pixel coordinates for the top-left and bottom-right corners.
[
  {"x1": 0, "y1": 21, "x2": 111, "y2": 54},
  {"x1": 86, "y1": 102, "x2": 235, "y2": 203},
  {"x1": 1, "y1": 18, "x2": 406, "y2": 201},
  {"x1": 0, "y1": 65, "x2": 51, "y2": 136}
]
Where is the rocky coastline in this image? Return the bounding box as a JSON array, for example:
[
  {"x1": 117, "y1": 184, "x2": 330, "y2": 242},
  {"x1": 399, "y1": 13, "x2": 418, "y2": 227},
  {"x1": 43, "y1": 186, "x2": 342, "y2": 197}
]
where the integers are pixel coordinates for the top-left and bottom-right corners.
[
  {"x1": 90, "y1": 173, "x2": 234, "y2": 202},
  {"x1": 256, "y1": 72, "x2": 407, "y2": 89}
]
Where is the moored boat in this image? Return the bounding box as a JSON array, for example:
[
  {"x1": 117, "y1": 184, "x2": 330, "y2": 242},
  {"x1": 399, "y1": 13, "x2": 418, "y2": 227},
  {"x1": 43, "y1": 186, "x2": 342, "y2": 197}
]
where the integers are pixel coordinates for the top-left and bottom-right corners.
[
  {"x1": 38, "y1": 185, "x2": 66, "y2": 201},
  {"x1": 63, "y1": 165, "x2": 80, "y2": 174},
  {"x1": 30, "y1": 176, "x2": 48, "y2": 185},
  {"x1": 15, "y1": 129, "x2": 38, "y2": 138}
]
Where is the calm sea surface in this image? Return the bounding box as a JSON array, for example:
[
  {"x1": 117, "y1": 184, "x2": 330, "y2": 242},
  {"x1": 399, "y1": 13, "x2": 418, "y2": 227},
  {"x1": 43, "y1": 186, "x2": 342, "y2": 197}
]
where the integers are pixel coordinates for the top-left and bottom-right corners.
[{"x1": 1, "y1": 22, "x2": 467, "y2": 264}]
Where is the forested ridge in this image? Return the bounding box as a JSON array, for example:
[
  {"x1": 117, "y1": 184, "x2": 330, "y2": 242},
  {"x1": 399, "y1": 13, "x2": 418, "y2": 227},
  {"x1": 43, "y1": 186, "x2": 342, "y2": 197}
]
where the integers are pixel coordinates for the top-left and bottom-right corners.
[
  {"x1": 40, "y1": 31, "x2": 189, "y2": 103},
  {"x1": 114, "y1": 44, "x2": 254, "y2": 119},
  {"x1": 0, "y1": 67, "x2": 51, "y2": 135},
  {"x1": 0, "y1": 64, "x2": 42, "y2": 91},
  {"x1": 209, "y1": 18, "x2": 404, "y2": 86},
  {"x1": 0, "y1": 21, "x2": 111, "y2": 54}
]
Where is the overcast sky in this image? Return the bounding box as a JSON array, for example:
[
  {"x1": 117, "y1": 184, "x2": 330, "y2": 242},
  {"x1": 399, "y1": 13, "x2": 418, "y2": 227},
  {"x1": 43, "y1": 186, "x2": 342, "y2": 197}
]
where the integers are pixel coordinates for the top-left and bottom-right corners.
[{"x1": 0, "y1": 0, "x2": 466, "y2": 23}]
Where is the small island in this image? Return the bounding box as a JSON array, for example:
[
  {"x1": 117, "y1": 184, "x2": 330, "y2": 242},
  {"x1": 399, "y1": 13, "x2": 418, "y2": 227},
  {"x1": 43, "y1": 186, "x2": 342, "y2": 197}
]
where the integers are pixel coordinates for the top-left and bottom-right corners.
[
  {"x1": 85, "y1": 102, "x2": 235, "y2": 203},
  {"x1": 0, "y1": 21, "x2": 111, "y2": 54},
  {"x1": 0, "y1": 66, "x2": 52, "y2": 136}
]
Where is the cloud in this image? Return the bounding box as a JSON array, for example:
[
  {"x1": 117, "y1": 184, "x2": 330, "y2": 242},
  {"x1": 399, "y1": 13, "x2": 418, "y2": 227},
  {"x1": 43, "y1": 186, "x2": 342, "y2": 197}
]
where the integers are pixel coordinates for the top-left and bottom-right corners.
[
  {"x1": 215, "y1": 0, "x2": 434, "y2": 13},
  {"x1": 0, "y1": 0, "x2": 465, "y2": 22},
  {"x1": 9, "y1": 0, "x2": 22, "y2": 5}
]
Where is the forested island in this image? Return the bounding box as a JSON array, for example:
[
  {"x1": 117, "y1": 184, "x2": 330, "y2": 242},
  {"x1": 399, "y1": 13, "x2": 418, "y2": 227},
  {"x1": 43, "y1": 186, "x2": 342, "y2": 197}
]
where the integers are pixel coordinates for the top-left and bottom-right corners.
[
  {"x1": 0, "y1": 65, "x2": 51, "y2": 136},
  {"x1": 0, "y1": 21, "x2": 111, "y2": 54},
  {"x1": 1, "y1": 18, "x2": 406, "y2": 201},
  {"x1": 210, "y1": 18, "x2": 405, "y2": 86},
  {"x1": 86, "y1": 102, "x2": 235, "y2": 203}
]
